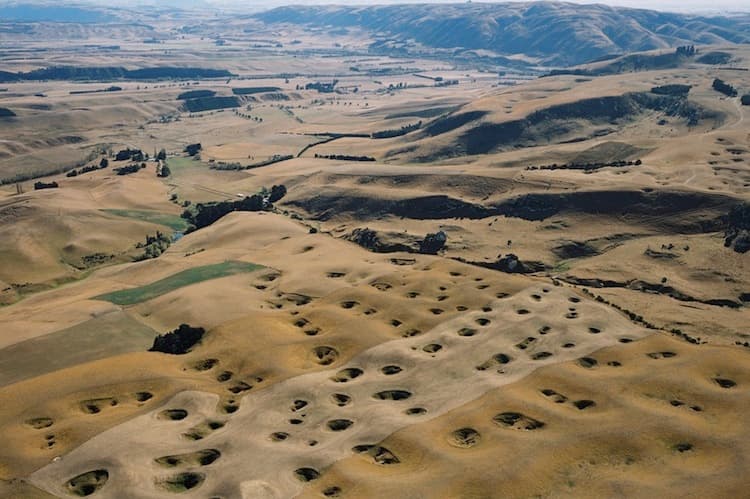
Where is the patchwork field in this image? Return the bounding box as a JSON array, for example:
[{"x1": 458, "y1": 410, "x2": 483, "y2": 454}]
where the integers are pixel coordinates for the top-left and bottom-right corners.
[{"x1": 95, "y1": 261, "x2": 264, "y2": 306}]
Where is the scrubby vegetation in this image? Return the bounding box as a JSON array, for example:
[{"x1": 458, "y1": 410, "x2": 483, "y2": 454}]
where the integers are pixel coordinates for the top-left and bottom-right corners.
[
  {"x1": 696, "y1": 51, "x2": 732, "y2": 65},
  {"x1": 418, "y1": 231, "x2": 447, "y2": 254},
  {"x1": 724, "y1": 203, "x2": 750, "y2": 253},
  {"x1": 651, "y1": 84, "x2": 691, "y2": 96},
  {"x1": 712, "y1": 79, "x2": 738, "y2": 97}
]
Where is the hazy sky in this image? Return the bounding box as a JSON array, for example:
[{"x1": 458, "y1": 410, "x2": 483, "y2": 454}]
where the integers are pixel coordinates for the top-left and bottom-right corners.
[
  {"x1": 78, "y1": 0, "x2": 750, "y2": 14},
  {"x1": 237, "y1": 0, "x2": 750, "y2": 13}
]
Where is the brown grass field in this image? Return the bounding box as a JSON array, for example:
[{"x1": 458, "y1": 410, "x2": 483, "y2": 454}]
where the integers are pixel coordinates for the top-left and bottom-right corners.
[{"x1": 0, "y1": 15, "x2": 748, "y2": 499}]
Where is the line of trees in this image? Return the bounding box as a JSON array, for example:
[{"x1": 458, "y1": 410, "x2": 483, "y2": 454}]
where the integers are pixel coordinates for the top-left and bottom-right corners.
[
  {"x1": 34, "y1": 181, "x2": 58, "y2": 190},
  {"x1": 314, "y1": 154, "x2": 376, "y2": 161},
  {"x1": 525, "y1": 159, "x2": 642, "y2": 172},
  {"x1": 114, "y1": 163, "x2": 146, "y2": 176},
  {"x1": 372, "y1": 121, "x2": 422, "y2": 139}
]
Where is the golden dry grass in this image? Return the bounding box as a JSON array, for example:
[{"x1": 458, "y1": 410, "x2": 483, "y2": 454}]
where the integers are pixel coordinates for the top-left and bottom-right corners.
[{"x1": 0, "y1": 33, "x2": 748, "y2": 499}]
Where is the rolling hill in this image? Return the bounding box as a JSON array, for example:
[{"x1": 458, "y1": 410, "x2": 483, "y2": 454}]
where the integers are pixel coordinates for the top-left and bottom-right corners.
[{"x1": 254, "y1": 2, "x2": 750, "y2": 66}]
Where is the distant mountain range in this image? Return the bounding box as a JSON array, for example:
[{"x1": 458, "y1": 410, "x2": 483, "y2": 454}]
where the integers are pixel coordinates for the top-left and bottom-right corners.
[
  {"x1": 0, "y1": 4, "x2": 116, "y2": 23},
  {"x1": 254, "y1": 2, "x2": 750, "y2": 66}
]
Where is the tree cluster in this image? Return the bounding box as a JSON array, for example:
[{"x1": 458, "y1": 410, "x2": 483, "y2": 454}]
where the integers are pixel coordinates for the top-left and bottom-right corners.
[
  {"x1": 181, "y1": 185, "x2": 287, "y2": 231},
  {"x1": 149, "y1": 324, "x2": 205, "y2": 355},
  {"x1": 182, "y1": 195, "x2": 265, "y2": 231},
  {"x1": 135, "y1": 231, "x2": 172, "y2": 261},
  {"x1": 305, "y1": 80, "x2": 338, "y2": 93},
  {"x1": 675, "y1": 45, "x2": 696, "y2": 57},
  {"x1": 712, "y1": 78, "x2": 738, "y2": 97},
  {"x1": 115, "y1": 148, "x2": 144, "y2": 162},
  {"x1": 184, "y1": 143, "x2": 202, "y2": 157},
  {"x1": 157, "y1": 163, "x2": 171, "y2": 178}
]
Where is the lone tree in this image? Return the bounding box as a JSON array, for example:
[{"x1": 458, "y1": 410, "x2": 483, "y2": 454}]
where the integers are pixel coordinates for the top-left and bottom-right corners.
[{"x1": 184, "y1": 143, "x2": 202, "y2": 157}]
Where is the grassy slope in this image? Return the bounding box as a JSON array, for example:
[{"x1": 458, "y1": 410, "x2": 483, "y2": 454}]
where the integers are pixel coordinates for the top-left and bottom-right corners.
[{"x1": 101, "y1": 209, "x2": 188, "y2": 232}]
